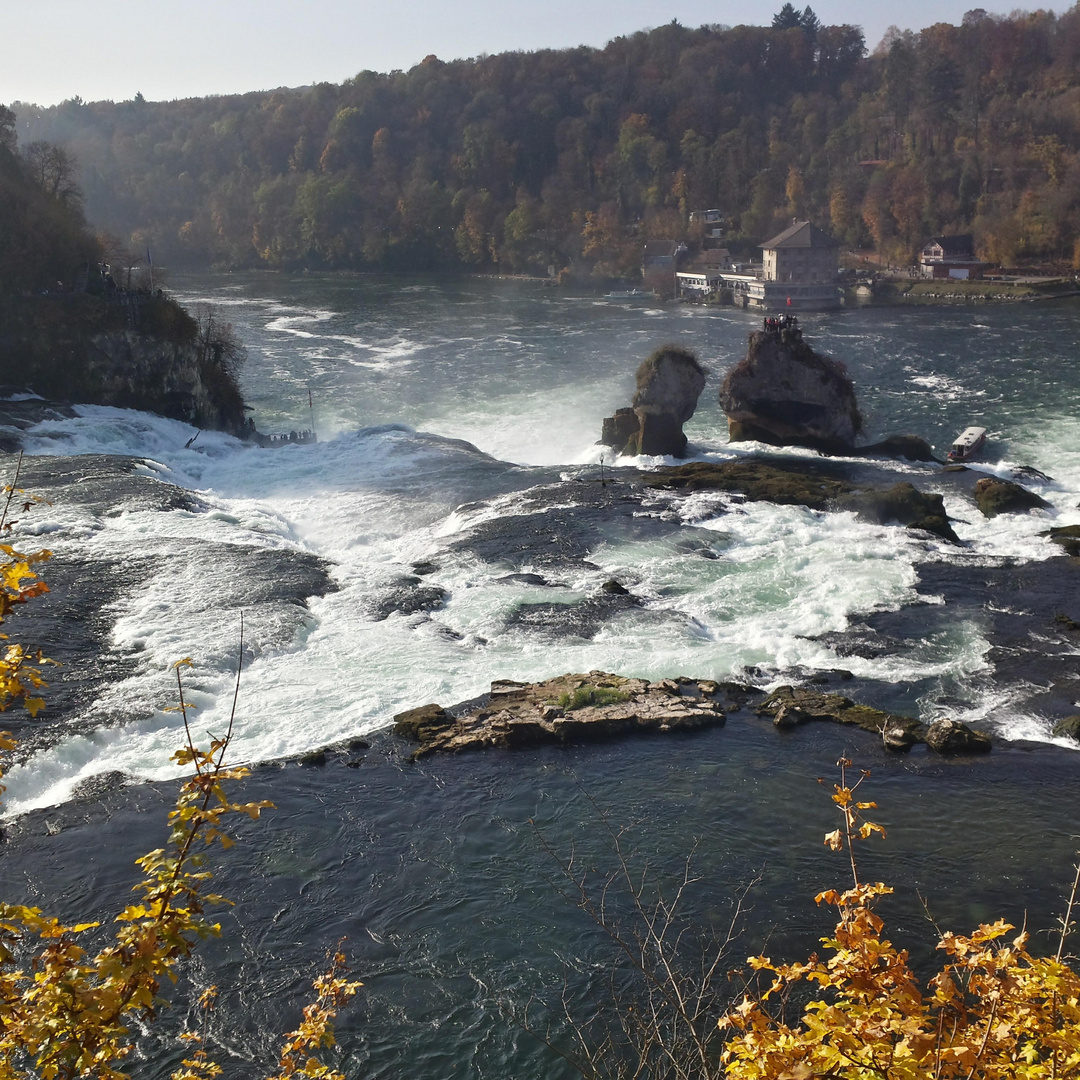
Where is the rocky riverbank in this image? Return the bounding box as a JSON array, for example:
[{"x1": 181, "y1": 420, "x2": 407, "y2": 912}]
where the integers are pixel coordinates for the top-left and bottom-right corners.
[
  {"x1": 0, "y1": 293, "x2": 249, "y2": 438},
  {"x1": 392, "y1": 671, "x2": 992, "y2": 759}
]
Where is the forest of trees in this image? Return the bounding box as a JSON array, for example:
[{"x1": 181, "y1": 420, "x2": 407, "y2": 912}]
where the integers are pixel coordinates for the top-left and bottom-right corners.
[
  {"x1": 0, "y1": 104, "x2": 101, "y2": 295},
  {"x1": 10, "y1": 5, "x2": 1080, "y2": 280}
]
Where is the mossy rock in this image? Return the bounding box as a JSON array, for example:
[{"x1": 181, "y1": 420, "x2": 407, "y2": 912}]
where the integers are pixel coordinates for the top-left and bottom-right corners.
[
  {"x1": 1047, "y1": 525, "x2": 1080, "y2": 556},
  {"x1": 924, "y1": 718, "x2": 992, "y2": 753},
  {"x1": 394, "y1": 703, "x2": 453, "y2": 743},
  {"x1": 974, "y1": 476, "x2": 1050, "y2": 518},
  {"x1": 1052, "y1": 715, "x2": 1080, "y2": 741},
  {"x1": 841, "y1": 482, "x2": 950, "y2": 530},
  {"x1": 907, "y1": 515, "x2": 961, "y2": 544},
  {"x1": 647, "y1": 460, "x2": 852, "y2": 510},
  {"x1": 757, "y1": 686, "x2": 923, "y2": 750}
]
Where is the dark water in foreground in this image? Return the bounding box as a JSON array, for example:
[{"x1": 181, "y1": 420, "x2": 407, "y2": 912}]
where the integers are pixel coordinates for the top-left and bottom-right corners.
[{"x1": 5, "y1": 718, "x2": 1080, "y2": 1078}]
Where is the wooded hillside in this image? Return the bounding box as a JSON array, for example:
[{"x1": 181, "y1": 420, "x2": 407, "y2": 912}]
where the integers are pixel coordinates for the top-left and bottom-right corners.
[
  {"x1": 12, "y1": 5, "x2": 1080, "y2": 277},
  {"x1": 0, "y1": 105, "x2": 101, "y2": 296}
]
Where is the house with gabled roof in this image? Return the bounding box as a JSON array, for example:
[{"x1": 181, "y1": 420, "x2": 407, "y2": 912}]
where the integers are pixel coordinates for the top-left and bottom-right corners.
[
  {"x1": 919, "y1": 235, "x2": 985, "y2": 279},
  {"x1": 745, "y1": 220, "x2": 841, "y2": 310}
]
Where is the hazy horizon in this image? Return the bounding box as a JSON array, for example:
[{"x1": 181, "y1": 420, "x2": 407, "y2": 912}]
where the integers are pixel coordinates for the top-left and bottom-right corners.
[{"x1": 7, "y1": 1, "x2": 1075, "y2": 110}]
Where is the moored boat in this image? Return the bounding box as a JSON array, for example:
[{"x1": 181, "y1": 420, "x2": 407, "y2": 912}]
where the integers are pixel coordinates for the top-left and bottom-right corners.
[{"x1": 947, "y1": 425, "x2": 987, "y2": 462}]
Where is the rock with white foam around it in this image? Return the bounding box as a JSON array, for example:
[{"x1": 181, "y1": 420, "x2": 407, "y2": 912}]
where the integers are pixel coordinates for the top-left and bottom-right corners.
[
  {"x1": 600, "y1": 346, "x2": 706, "y2": 458},
  {"x1": 720, "y1": 331, "x2": 862, "y2": 453}
]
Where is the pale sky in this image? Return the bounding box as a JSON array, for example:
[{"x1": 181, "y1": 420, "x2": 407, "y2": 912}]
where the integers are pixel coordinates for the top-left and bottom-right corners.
[{"x1": 6, "y1": 1, "x2": 1074, "y2": 107}]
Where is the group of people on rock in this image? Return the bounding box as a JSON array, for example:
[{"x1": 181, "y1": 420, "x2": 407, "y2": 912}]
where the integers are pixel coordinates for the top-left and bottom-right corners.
[{"x1": 763, "y1": 314, "x2": 800, "y2": 334}]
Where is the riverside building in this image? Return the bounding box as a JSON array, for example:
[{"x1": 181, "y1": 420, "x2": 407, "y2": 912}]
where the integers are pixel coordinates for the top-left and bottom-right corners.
[{"x1": 748, "y1": 220, "x2": 842, "y2": 310}]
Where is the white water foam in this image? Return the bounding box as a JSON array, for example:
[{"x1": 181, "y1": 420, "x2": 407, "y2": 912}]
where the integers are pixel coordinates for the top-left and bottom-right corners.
[{"x1": 6, "y1": 289, "x2": 1080, "y2": 812}]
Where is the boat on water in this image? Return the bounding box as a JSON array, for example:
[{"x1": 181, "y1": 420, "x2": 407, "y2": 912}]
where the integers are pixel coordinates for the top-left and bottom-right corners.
[
  {"x1": 947, "y1": 425, "x2": 987, "y2": 462},
  {"x1": 604, "y1": 288, "x2": 657, "y2": 302}
]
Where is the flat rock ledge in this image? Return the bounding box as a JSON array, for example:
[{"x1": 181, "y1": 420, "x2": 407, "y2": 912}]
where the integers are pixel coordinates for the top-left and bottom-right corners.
[
  {"x1": 393, "y1": 673, "x2": 992, "y2": 758},
  {"x1": 394, "y1": 672, "x2": 738, "y2": 758}
]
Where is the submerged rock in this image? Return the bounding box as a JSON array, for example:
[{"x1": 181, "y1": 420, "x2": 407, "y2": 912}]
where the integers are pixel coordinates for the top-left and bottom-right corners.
[
  {"x1": 1052, "y1": 715, "x2": 1080, "y2": 741},
  {"x1": 924, "y1": 718, "x2": 992, "y2": 753},
  {"x1": 600, "y1": 346, "x2": 706, "y2": 458},
  {"x1": 974, "y1": 476, "x2": 1051, "y2": 518},
  {"x1": 720, "y1": 331, "x2": 862, "y2": 453},
  {"x1": 1046, "y1": 525, "x2": 1080, "y2": 556},
  {"x1": 366, "y1": 578, "x2": 449, "y2": 621},
  {"x1": 756, "y1": 685, "x2": 924, "y2": 750},
  {"x1": 840, "y1": 483, "x2": 961, "y2": 543},
  {"x1": 1012, "y1": 465, "x2": 1053, "y2": 485},
  {"x1": 857, "y1": 434, "x2": 938, "y2": 462},
  {"x1": 646, "y1": 459, "x2": 851, "y2": 509},
  {"x1": 646, "y1": 459, "x2": 959, "y2": 539}
]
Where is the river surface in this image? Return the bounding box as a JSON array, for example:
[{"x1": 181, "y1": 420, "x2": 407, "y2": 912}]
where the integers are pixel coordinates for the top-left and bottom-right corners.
[{"x1": 2, "y1": 275, "x2": 1080, "y2": 1077}]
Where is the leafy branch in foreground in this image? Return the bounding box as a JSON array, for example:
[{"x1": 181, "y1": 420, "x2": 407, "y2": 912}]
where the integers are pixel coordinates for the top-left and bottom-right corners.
[
  {"x1": 720, "y1": 756, "x2": 1080, "y2": 1079},
  {"x1": 1, "y1": 648, "x2": 360, "y2": 1080},
  {"x1": 0, "y1": 451, "x2": 52, "y2": 733},
  {"x1": 0, "y1": 455, "x2": 360, "y2": 1078}
]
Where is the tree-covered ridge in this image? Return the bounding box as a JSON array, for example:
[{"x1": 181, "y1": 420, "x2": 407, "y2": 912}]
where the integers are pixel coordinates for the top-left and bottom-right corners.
[
  {"x1": 13, "y1": 5, "x2": 1080, "y2": 276},
  {"x1": 0, "y1": 105, "x2": 101, "y2": 295}
]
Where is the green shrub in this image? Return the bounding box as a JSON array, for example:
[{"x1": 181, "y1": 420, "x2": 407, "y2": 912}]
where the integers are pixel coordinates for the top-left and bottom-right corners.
[{"x1": 556, "y1": 685, "x2": 629, "y2": 711}]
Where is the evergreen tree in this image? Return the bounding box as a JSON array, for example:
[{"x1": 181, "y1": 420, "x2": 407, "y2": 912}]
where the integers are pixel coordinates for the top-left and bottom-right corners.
[{"x1": 772, "y1": 4, "x2": 803, "y2": 29}]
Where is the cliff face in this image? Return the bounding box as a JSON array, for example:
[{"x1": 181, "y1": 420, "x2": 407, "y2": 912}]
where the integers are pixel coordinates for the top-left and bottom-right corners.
[
  {"x1": 0, "y1": 295, "x2": 248, "y2": 436},
  {"x1": 76, "y1": 328, "x2": 246, "y2": 433}
]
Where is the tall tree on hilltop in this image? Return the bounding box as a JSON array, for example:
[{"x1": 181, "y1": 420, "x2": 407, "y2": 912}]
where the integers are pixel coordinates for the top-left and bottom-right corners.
[
  {"x1": 773, "y1": 4, "x2": 819, "y2": 33},
  {"x1": 773, "y1": 4, "x2": 803, "y2": 29}
]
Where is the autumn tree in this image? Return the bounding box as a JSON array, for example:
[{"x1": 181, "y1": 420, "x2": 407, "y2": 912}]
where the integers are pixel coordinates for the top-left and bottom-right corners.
[
  {"x1": 0, "y1": 462, "x2": 359, "y2": 1080},
  {"x1": 721, "y1": 759, "x2": 1080, "y2": 1080}
]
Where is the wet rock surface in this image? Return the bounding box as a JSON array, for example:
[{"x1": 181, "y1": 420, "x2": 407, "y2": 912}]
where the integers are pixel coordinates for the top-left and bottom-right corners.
[
  {"x1": 366, "y1": 577, "x2": 449, "y2": 621},
  {"x1": 857, "y1": 435, "x2": 939, "y2": 462},
  {"x1": 0, "y1": 396, "x2": 78, "y2": 452},
  {"x1": 720, "y1": 331, "x2": 862, "y2": 453},
  {"x1": 600, "y1": 346, "x2": 706, "y2": 458},
  {"x1": 645, "y1": 460, "x2": 959, "y2": 538},
  {"x1": 1, "y1": 453, "x2": 338, "y2": 759},
  {"x1": 645, "y1": 459, "x2": 852, "y2": 508},
  {"x1": 974, "y1": 476, "x2": 1051, "y2": 517},
  {"x1": 1046, "y1": 525, "x2": 1080, "y2": 556},
  {"x1": 1052, "y1": 715, "x2": 1080, "y2": 741}
]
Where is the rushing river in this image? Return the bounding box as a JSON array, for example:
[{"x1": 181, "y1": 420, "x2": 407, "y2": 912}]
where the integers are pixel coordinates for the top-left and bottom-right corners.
[{"x1": 3, "y1": 275, "x2": 1080, "y2": 1078}]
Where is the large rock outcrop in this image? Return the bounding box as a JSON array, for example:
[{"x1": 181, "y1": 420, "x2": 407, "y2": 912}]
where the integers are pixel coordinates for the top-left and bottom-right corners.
[
  {"x1": 0, "y1": 294, "x2": 249, "y2": 437},
  {"x1": 391, "y1": 673, "x2": 992, "y2": 758},
  {"x1": 719, "y1": 330, "x2": 862, "y2": 453},
  {"x1": 394, "y1": 672, "x2": 733, "y2": 758},
  {"x1": 600, "y1": 346, "x2": 706, "y2": 458},
  {"x1": 973, "y1": 476, "x2": 1051, "y2": 518}
]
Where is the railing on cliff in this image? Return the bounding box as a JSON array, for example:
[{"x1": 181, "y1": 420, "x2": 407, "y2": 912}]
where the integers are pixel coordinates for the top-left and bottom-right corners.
[{"x1": 251, "y1": 428, "x2": 317, "y2": 448}]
